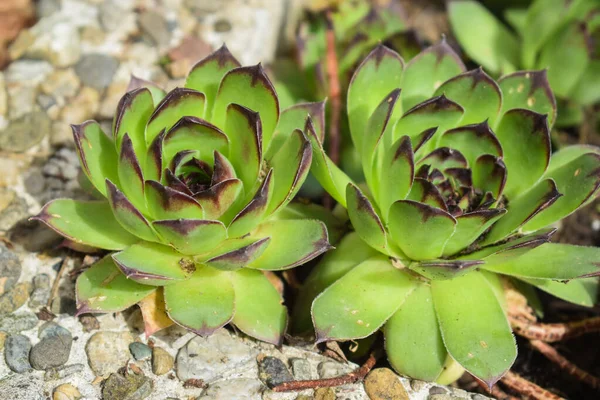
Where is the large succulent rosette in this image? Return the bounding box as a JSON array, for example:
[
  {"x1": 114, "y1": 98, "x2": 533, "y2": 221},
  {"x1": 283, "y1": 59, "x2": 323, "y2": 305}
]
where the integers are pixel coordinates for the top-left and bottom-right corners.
[
  {"x1": 34, "y1": 46, "x2": 331, "y2": 345},
  {"x1": 295, "y1": 42, "x2": 600, "y2": 385}
]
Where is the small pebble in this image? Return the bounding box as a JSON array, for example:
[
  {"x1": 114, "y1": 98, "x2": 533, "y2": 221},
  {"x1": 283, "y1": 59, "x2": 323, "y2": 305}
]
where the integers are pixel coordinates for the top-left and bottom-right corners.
[
  {"x1": 5, "y1": 334, "x2": 32, "y2": 373},
  {"x1": 129, "y1": 342, "x2": 152, "y2": 361},
  {"x1": 44, "y1": 363, "x2": 85, "y2": 381},
  {"x1": 314, "y1": 388, "x2": 336, "y2": 400},
  {"x1": 290, "y1": 358, "x2": 313, "y2": 380},
  {"x1": 30, "y1": 322, "x2": 73, "y2": 370},
  {"x1": 0, "y1": 282, "x2": 32, "y2": 316},
  {"x1": 151, "y1": 346, "x2": 174, "y2": 375},
  {"x1": 258, "y1": 356, "x2": 293, "y2": 388},
  {"x1": 101, "y1": 372, "x2": 153, "y2": 400},
  {"x1": 0, "y1": 311, "x2": 38, "y2": 333},
  {"x1": 53, "y1": 383, "x2": 81, "y2": 400},
  {"x1": 86, "y1": 331, "x2": 134, "y2": 376},
  {"x1": 364, "y1": 368, "x2": 409, "y2": 400},
  {"x1": 0, "y1": 244, "x2": 21, "y2": 295},
  {"x1": 429, "y1": 386, "x2": 448, "y2": 395}
]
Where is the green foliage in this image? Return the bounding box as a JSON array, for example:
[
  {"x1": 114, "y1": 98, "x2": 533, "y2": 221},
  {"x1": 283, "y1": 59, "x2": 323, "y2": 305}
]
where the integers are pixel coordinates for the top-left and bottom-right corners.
[
  {"x1": 449, "y1": 0, "x2": 600, "y2": 126},
  {"x1": 298, "y1": 42, "x2": 600, "y2": 385},
  {"x1": 34, "y1": 46, "x2": 332, "y2": 345}
]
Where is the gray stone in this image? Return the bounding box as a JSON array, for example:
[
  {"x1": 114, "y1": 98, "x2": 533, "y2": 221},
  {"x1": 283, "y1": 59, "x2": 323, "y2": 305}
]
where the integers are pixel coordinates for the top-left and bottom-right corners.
[
  {"x1": 101, "y1": 372, "x2": 153, "y2": 400},
  {"x1": 4, "y1": 60, "x2": 53, "y2": 84},
  {"x1": 429, "y1": 387, "x2": 449, "y2": 395},
  {"x1": 5, "y1": 334, "x2": 32, "y2": 373},
  {"x1": 152, "y1": 346, "x2": 174, "y2": 375},
  {"x1": 0, "y1": 282, "x2": 32, "y2": 316},
  {"x1": 0, "y1": 111, "x2": 51, "y2": 152},
  {"x1": 44, "y1": 363, "x2": 85, "y2": 381},
  {"x1": 0, "y1": 190, "x2": 30, "y2": 231},
  {"x1": 86, "y1": 331, "x2": 134, "y2": 376},
  {"x1": 29, "y1": 273, "x2": 51, "y2": 308},
  {"x1": 139, "y1": 11, "x2": 171, "y2": 46},
  {"x1": 30, "y1": 322, "x2": 73, "y2": 370},
  {"x1": 7, "y1": 83, "x2": 38, "y2": 120},
  {"x1": 317, "y1": 360, "x2": 348, "y2": 379},
  {"x1": 99, "y1": 1, "x2": 129, "y2": 32},
  {"x1": 258, "y1": 356, "x2": 293, "y2": 388},
  {"x1": 176, "y1": 329, "x2": 258, "y2": 382},
  {"x1": 37, "y1": 0, "x2": 61, "y2": 18},
  {"x1": 129, "y1": 342, "x2": 152, "y2": 361},
  {"x1": 428, "y1": 395, "x2": 461, "y2": 400},
  {"x1": 74, "y1": 54, "x2": 119, "y2": 90},
  {"x1": 0, "y1": 373, "x2": 44, "y2": 400},
  {"x1": 197, "y1": 378, "x2": 262, "y2": 399},
  {"x1": 289, "y1": 357, "x2": 314, "y2": 381},
  {"x1": 0, "y1": 311, "x2": 38, "y2": 333},
  {"x1": 0, "y1": 243, "x2": 21, "y2": 295}
]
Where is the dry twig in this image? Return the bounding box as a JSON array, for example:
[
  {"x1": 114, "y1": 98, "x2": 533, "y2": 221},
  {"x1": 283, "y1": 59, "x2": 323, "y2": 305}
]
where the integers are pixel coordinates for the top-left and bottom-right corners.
[
  {"x1": 47, "y1": 257, "x2": 68, "y2": 308},
  {"x1": 271, "y1": 351, "x2": 377, "y2": 392},
  {"x1": 500, "y1": 371, "x2": 565, "y2": 400},
  {"x1": 510, "y1": 316, "x2": 600, "y2": 342},
  {"x1": 529, "y1": 340, "x2": 600, "y2": 389}
]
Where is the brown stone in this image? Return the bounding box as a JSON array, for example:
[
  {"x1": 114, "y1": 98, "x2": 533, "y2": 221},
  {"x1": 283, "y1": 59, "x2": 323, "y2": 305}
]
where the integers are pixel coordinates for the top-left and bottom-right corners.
[{"x1": 364, "y1": 368, "x2": 409, "y2": 400}]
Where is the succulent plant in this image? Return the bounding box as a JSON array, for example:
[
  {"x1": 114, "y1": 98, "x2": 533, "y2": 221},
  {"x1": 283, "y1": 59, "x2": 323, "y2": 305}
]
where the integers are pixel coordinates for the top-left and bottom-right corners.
[
  {"x1": 293, "y1": 42, "x2": 600, "y2": 385},
  {"x1": 448, "y1": 0, "x2": 600, "y2": 126},
  {"x1": 33, "y1": 46, "x2": 332, "y2": 345}
]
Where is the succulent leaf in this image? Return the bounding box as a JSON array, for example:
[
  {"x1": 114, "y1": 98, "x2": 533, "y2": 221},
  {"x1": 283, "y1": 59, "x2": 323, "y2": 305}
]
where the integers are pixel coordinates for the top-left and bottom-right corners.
[
  {"x1": 471, "y1": 155, "x2": 507, "y2": 199},
  {"x1": 247, "y1": 219, "x2": 330, "y2": 271},
  {"x1": 346, "y1": 183, "x2": 389, "y2": 255},
  {"x1": 388, "y1": 200, "x2": 457, "y2": 260},
  {"x1": 378, "y1": 135, "x2": 414, "y2": 220},
  {"x1": 384, "y1": 284, "x2": 447, "y2": 381},
  {"x1": 438, "y1": 122, "x2": 503, "y2": 167},
  {"x1": 230, "y1": 269, "x2": 287, "y2": 345},
  {"x1": 76, "y1": 256, "x2": 156, "y2": 314},
  {"x1": 442, "y1": 209, "x2": 507, "y2": 257},
  {"x1": 162, "y1": 117, "x2": 229, "y2": 166},
  {"x1": 185, "y1": 44, "x2": 241, "y2": 117},
  {"x1": 72, "y1": 121, "x2": 119, "y2": 197},
  {"x1": 432, "y1": 271, "x2": 517, "y2": 388},
  {"x1": 145, "y1": 180, "x2": 205, "y2": 220},
  {"x1": 33, "y1": 200, "x2": 138, "y2": 250},
  {"x1": 126, "y1": 75, "x2": 166, "y2": 106},
  {"x1": 194, "y1": 178, "x2": 243, "y2": 220},
  {"x1": 519, "y1": 277, "x2": 598, "y2": 307},
  {"x1": 112, "y1": 242, "x2": 194, "y2": 286},
  {"x1": 152, "y1": 219, "x2": 227, "y2": 256},
  {"x1": 203, "y1": 237, "x2": 271, "y2": 271},
  {"x1": 164, "y1": 265, "x2": 235, "y2": 336},
  {"x1": 312, "y1": 255, "x2": 417, "y2": 341},
  {"x1": 113, "y1": 88, "x2": 154, "y2": 157},
  {"x1": 118, "y1": 134, "x2": 147, "y2": 212},
  {"x1": 269, "y1": 101, "x2": 326, "y2": 158},
  {"x1": 212, "y1": 64, "x2": 279, "y2": 151},
  {"x1": 227, "y1": 169, "x2": 274, "y2": 238}
]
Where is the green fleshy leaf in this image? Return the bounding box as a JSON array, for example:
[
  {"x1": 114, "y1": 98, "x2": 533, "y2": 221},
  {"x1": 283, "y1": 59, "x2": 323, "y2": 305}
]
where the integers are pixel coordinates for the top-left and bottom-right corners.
[
  {"x1": 432, "y1": 271, "x2": 516, "y2": 387},
  {"x1": 537, "y1": 24, "x2": 590, "y2": 98},
  {"x1": 406, "y1": 178, "x2": 448, "y2": 211},
  {"x1": 523, "y1": 153, "x2": 600, "y2": 232},
  {"x1": 312, "y1": 255, "x2": 416, "y2": 341},
  {"x1": 202, "y1": 237, "x2": 270, "y2": 271},
  {"x1": 385, "y1": 284, "x2": 446, "y2": 381},
  {"x1": 145, "y1": 180, "x2": 205, "y2": 220},
  {"x1": 292, "y1": 232, "x2": 378, "y2": 334},
  {"x1": 231, "y1": 269, "x2": 287, "y2": 345},
  {"x1": 504, "y1": 8, "x2": 527, "y2": 33},
  {"x1": 570, "y1": 60, "x2": 600, "y2": 106},
  {"x1": 347, "y1": 45, "x2": 404, "y2": 152},
  {"x1": 472, "y1": 155, "x2": 507, "y2": 199},
  {"x1": 272, "y1": 202, "x2": 347, "y2": 245},
  {"x1": 448, "y1": 0, "x2": 519, "y2": 75},
  {"x1": 118, "y1": 134, "x2": 147, "y2": 213},
  {"x1": 393, "y1": 96, "x2": 464, "y2": 146},
  {"x1": 247, "y1": 219, "x2": 331, "y2": 271},
  {"x1": 112, "y1": 242, "x2": 193, "y2": 286},
  {"x1": 434, "y1": 68, "x2": 502, "y2": 126},
  {"x1": 268, "y1": 101, "x2": 325, "y2": 160},
  {"x1": 146, "y1": 88, "x2": 206, "y2": 146},
  {"x1": 112, "y1": 88, "x2": 154, "y2": 157},
  {"x1": 224, "y1": 103, "x2": 263, "y2": 191},
  {"x1": 520, "y1": 0, "x2": 566, "y2": 68},
  {"x1": 498, "y1": 70, "x2": 557, "y2": 128},
  {"x1": 400, "y1": 40, "x2": 466, "y2": 110},
  {"x1": 443, "y1": 209, "x2": 506, "y2": 257},
  {"x1": 408, "y1": 259, "x2": 483, "y2": 281},
  {"x1": 519, "y1": 277, "x2": 598, "y2": 308},
  {"x1": 194, "y1": 179, "x2": 243, "y2": 220},
  {"x1": 483, "y1": 243, "x2": 600, "y2": 280},
  {"x1": 145, "y1": 130, "x2": 165, "y2": 182},
  {"x1": 483, "y1": 179, "x2": 560, "y2": 245},
  {"x1": 105, "y1": 179, "x2": 158, "y2": 242},
  {"x1": 305, "y1": 118, "x2": 353, "y2": 207},
  {"x1": 546, "y1": 145, "x2": 600, "y2": 173},
  {"x1": 152, "y1": 219, "x2": 227, "y2": 256},
  {"x1": 212, "y1": 64, "x2": 279, "y2": 150},
  {"x1": 267, "y1": 129, "x2": 312, "y2": 214},
  {"x1": 388, "y1": 200, "x2": 457, "y2": 260},
  {"x1": 76, "y1": 256, "x2": 156, "y2": 314},
  {"x1": 378, "y1": 135, "x2": 414, "y2": 221},
  {"x1": 185, "y1": 44, "x2": 241, "y2": 118},
  {"x1": 227, "y1": 170, "x2": 273, "y2": 238},
  {"x1": 494, "y1": 109, "x2": 551, "y2": 198},
  {"x1": 164, "y1": 265, "x2": 234, "y2": 336},
  {"x1": 461, "y1": 228, "x2": 556, "y2": 261},
  {"x1": 346, "y1": 183, "x2": 389, "y2": 255},
  {"x1": 439, "y1": 122, "x2": 503, "y2": 168},
  {"x1": 126, "y1": 75, "x2": 166, "y2": 106},
  {"x1": 72, "y1": 121, "x2": 119, "y2": 197},
  {"x1": 162, "y1": 117, "x2": 229, "y2": 166},
  {"x1": 32, "y1": 199, "x2": 138, "y2": 250}
]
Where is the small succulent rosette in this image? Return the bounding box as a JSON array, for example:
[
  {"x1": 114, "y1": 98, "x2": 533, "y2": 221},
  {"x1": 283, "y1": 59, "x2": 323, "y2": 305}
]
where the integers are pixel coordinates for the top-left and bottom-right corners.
[
  {"x1": 34, "y1": 46, "x2": 332, "y2": 345},
  {"x1": 449, "y1": 0, "x2": 600, "y2": 125},
  {"x1": 295, "y1": 42, "x2": 600, "y2": 385}
]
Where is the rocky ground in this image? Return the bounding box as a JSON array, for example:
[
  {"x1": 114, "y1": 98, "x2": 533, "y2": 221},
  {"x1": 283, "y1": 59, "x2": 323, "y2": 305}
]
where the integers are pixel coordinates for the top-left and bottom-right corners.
[{"x1": 0, "y1": 1, "x2": 493, "y2": 399}]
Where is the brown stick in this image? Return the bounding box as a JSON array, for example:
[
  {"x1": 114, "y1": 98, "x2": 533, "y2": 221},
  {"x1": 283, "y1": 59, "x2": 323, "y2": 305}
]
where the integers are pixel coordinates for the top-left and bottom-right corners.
[
  {"x1": 530, "y1": 340, "x2": 600, "y2": 389},
  {"x1": 324, "y1": 11, "x2": 341, "y2": 166},
  {"x1": 271, "y1": 352, "x2": 377, "y2": 392},
  {"x1": 47, "y1": 257, "x2": 68, "y2": 308},
  {"x1": 474, "y1": 378, "x2": 519, "y2": 400},
  {"x1": 510, "y1": 316, "x2": 600, "y2": 342},
  {"x1": 500, "y1": 371, "x2": 565, "y2": 400}
]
